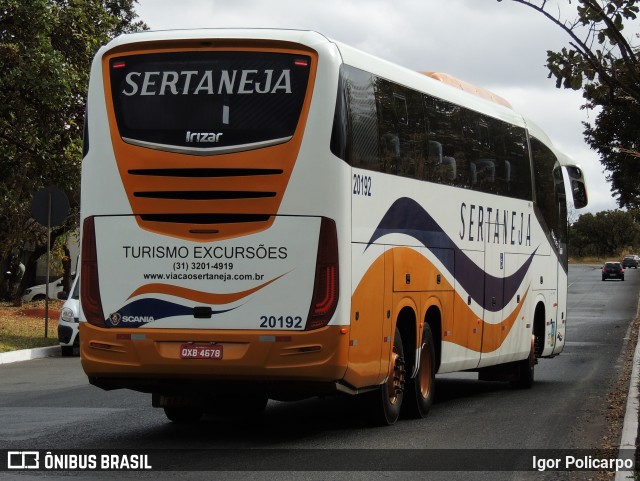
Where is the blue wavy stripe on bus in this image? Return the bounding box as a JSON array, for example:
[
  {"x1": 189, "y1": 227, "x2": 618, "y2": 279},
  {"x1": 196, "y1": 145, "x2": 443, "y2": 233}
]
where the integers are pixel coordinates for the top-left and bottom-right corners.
[
  {"x1": 365, "y1": 197, "x2": 537, "y2": 312},
  {"x1": 105, "y1": 298, "x2": 235, "y2": 327}
]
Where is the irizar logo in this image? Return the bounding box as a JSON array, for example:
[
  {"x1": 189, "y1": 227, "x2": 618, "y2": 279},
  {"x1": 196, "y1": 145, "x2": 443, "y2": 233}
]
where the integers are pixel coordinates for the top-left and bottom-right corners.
[{"x1": 186, "y1": 131, "x2": 223, "y2": 143}]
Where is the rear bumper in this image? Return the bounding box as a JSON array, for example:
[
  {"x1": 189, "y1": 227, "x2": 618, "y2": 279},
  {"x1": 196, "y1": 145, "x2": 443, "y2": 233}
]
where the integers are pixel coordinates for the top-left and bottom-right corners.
[
  {"x1": 80, "y1": 323, "x2": 350, "y2": 395},
  {"x1": 603, "y1": 273, "x2": 624, "y2": 279}
]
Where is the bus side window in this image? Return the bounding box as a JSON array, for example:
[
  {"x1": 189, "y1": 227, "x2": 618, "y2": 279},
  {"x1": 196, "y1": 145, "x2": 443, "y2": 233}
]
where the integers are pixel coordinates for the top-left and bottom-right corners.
[
  {"x1": 428, "y1": 140, "x2": 442, "y2": 163},
  {"x1": 380, "y1": 132, "x2": 400, "y2": 174},
  {"x1": 503, "y1": 160, "x2": 512, "y2": 192},
  {"x1": 337, "y1": 65, "x2": 380, "y2": 170},
  {"x1": 394, "y1": 94, "x2": 408, "y2": 125},
  {"x1": 439, "y1": 156, "x2": 457, "y2": 183},
  {"x1": 470, "y1": 159, "x2": 495, "y2": 189},
  {"x1": 424, "y1": 140, "x2": 441, "y2": 181},
  {"x1": 338, "y1": 66, "x2": 533, "y2": 200}
]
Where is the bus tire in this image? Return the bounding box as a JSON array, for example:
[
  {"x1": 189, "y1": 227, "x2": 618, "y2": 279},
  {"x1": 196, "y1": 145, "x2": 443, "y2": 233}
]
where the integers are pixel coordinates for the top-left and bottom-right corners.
[
  {"x1": 163, "y1": 407, "x2": 203, "y2": 423},
  {"x1": 60, "y1": 346, "x2": 74, "y2": 357},
  {"x1": 369, "y1": 327, "x2": 405, "y2": 426},
  {"x1": 402, "y1": 324, "x2": 435, "y2": 419},
  {"x1": 511, "y1": 335, "x2": 535, "y2": 389}
]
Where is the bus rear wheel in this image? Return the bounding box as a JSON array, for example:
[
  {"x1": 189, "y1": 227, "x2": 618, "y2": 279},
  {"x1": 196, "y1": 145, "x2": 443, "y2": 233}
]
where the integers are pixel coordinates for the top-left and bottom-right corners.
[
  {"x1": 368, "y1": 327, "x2": 405, "y2": 426},
  {"x1": 402, "y1": 324, "x2": 435, "y2": 418}
]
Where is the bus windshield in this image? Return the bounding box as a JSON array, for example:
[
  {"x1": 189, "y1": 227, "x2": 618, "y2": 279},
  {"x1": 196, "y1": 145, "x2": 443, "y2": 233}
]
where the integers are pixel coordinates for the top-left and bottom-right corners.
[{"x1": 109, "y1": 51, "x2": 311, "y2": 154}]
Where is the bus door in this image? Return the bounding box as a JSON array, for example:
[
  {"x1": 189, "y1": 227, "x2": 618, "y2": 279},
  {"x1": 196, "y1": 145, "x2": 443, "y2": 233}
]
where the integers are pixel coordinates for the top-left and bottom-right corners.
[
  {"x1": 444, "y1": 248, "x2": 483, "y2": 372},
  {"x1": 552, "y1": 191, "x2": 568, "y2": 356},
  {"x1": 553, "y1": 260, "x2": 566, "y2": 356},
  {"x1": 532, "y1": 253, "x2": 559, "y2": 357},
  {"x1": 501, "y1": 252, "x2": 534, "y2": 362},
  {"x1": 545, "y1": 254, "x2": 561, "y2": 356}
]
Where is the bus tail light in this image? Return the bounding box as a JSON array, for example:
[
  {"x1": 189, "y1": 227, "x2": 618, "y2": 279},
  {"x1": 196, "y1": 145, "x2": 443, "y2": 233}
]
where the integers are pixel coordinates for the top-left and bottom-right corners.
[
  {"x1": 81, "y1": 216, "x2": 106, "y2": 327},
  {"x1": 306, "y1": 218, "x2": 339, "y2": 330}
]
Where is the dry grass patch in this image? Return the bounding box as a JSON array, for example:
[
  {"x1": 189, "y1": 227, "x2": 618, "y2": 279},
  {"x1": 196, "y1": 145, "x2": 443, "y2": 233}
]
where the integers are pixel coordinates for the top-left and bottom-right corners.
[{"x1": 0, "y1": 300, "x2": 62, "y2": 352}]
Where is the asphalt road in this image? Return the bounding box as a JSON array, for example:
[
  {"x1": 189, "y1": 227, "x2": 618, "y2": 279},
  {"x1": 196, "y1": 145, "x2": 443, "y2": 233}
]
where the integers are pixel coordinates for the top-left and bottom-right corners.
[{"x1": 1, "y1": 264, "x2": 639, "y2": 481}]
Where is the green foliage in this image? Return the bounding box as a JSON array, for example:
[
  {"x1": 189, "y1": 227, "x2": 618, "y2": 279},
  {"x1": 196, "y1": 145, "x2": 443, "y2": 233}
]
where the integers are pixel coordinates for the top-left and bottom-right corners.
[
  {"x1": 0, "y1": 0, "x2": 146, "y2": 264},
  {"x1": 503, "y1": 0, "x2": 640, "y2": 209},
  {"x1": 569, "y1": 209, "x2": 640, "y2": 258},
  {"x1": 583, "y1": 86, "x2": 640, "y2": 209}
]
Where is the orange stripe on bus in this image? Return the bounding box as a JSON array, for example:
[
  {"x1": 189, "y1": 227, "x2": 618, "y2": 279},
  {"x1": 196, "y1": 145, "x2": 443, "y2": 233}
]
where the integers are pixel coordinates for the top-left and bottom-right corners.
[
  {"x1": 127, "y1": 273, "x2": 286, "y2": 304},
  {"x1": 351, "y1": 247, "x2": 530, "y2": 355},
  {"x1": 446, "y1": 288, "x2": 529, "y2": 353}
]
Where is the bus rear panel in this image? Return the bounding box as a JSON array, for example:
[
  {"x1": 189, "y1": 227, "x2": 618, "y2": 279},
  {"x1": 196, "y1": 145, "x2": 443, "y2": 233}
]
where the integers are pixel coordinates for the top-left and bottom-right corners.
[{"x1": 80, "y1": 33, "x2": 347, "y2": 399}]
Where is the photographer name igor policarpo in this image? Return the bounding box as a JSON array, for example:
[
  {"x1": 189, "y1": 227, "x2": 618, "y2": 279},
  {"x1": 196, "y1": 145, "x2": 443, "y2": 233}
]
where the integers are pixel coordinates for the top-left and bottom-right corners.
[{"x1": 533, "y1": 455, "x2": 634, "y2": 472}]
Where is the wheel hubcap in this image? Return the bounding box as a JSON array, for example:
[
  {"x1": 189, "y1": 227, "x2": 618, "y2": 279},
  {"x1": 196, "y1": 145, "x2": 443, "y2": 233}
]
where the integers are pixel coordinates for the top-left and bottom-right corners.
[
  {"x1": 387, "y1": 348, "x2": 405, "y2": 405},
  {"x1": 418, "y1": 342, "x2": 432, "y2": 398}
]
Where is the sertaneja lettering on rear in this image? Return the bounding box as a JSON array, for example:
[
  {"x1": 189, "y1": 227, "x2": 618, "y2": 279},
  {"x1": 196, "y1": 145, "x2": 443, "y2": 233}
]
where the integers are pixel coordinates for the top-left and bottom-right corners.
[{"x1": 122, "y1": 69, "x2": 293, "y2": 96}]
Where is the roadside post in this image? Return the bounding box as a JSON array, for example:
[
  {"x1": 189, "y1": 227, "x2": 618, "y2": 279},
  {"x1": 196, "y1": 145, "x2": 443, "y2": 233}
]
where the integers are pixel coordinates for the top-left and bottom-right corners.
[{"x1": 31, "y1": 187, "x2": 70, "y2": 337}]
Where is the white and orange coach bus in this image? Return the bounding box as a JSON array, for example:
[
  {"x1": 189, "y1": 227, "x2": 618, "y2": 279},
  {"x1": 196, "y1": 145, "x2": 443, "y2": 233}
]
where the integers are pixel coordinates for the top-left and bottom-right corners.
[{"x1": 79, "y1": 29, "x2": 588, "y2": 425}]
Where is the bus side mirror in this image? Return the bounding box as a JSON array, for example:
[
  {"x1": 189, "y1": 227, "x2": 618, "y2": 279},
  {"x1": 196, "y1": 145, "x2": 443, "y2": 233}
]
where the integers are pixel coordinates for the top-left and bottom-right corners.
[{"x1": 566, "y1": 166, "x2": 588, "y2": 209}]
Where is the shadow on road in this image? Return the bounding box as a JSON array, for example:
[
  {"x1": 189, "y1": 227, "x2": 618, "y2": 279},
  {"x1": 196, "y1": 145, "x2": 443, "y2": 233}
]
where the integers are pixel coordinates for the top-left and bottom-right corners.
[{"x1": 112, "y1": 376, "x2": 557, "y2": 450}]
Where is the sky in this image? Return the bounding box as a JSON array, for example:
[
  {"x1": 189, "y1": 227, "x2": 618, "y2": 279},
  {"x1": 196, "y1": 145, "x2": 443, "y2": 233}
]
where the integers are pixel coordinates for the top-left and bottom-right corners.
[{"x1": 133, "y1": 0, "x2": 621, "y2": 215}]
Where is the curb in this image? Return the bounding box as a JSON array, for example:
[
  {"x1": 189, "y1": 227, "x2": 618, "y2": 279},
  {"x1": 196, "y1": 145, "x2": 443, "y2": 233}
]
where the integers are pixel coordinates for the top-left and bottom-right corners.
[
  {"x1": 615, "y1": 295, "x2": 640, "y2": 481},
  {"x1": 0, "y1": 345, "x2": 61, "y2": 365},
  {"x1": 615, "y1": 333, "x2": 639, "y2": 481}
]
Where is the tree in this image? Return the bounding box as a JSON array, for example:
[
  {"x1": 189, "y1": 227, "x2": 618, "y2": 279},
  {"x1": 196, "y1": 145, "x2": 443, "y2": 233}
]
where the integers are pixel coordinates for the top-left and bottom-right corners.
[
  {"x1": 0, "y1": 0, "x2": 146, "y2": 298},
  {"x1": 499, "y1": 0, "x2": 640, "y2": 209},
  {"x1": 569, "y1": 209, "x2": 640, "y2": 257}
]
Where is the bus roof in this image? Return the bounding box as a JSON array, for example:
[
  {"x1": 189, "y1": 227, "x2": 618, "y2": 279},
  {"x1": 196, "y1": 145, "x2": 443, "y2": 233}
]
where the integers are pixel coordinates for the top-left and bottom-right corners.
[
  {"x1": 100, "y1": 28, "x2": 332, "y2": 52},
  {"x1": 101, "y1": 28, "x2": 526, "y2": 131},
  {"x1": 421, "y1": 72, "x2": 513, "y2": 109}
]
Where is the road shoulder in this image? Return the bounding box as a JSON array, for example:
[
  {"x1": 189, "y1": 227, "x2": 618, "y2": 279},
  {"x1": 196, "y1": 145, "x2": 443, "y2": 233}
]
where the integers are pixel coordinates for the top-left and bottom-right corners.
[{"x1": 0, "y1": 345, "x2": 60, "y2": 365}]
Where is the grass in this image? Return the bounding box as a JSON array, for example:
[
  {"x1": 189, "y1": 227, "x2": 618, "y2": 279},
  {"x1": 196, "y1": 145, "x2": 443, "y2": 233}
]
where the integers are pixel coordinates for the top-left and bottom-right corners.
[
  {"x1": 0, "y1": 300, "x2": 62, "y2": 353},
  {"x1": 568, "y1": 257, "x2": 607, "y2": 264}
]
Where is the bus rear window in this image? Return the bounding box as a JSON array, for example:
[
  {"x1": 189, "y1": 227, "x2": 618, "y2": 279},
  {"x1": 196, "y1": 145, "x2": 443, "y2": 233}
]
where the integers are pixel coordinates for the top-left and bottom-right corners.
[{"x1": 109, "y1": 51, "x2": 311, "y2": 155}]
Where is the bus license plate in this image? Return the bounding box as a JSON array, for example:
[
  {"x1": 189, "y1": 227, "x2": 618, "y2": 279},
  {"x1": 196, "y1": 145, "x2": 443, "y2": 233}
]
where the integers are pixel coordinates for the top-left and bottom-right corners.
[{"x1": 180, "y1": 344, "x2": 223, "y2": 360}]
